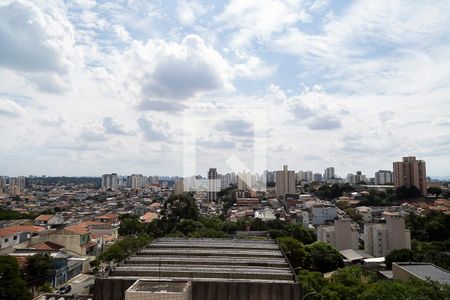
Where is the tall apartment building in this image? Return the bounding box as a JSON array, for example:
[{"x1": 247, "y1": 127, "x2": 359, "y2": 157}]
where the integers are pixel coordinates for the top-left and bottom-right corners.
[
  {"x1": 297, "y1": 171, "x2": 313, "y2": 182},
  {"x1": 102, "y1": 173, "x2": 119, "y2": 190},
  {"x1": 393, "y1": 156, "x2": 427, "y2": 196},
  {"x1": 128, "y1": 174, "x2": 145, "y2": 190},
  {"x1": 324, "y1": 167, "x2": 335, "y2": 180},
  {"x1": 9, "y1": 176, "x2": 25, "y2": 195},
  {"x1": 364, "y1": 212, "x2": 411, "y2": 257},
  {"x1": 275, "y1": 165, "x2": 296, "y2": 197},
  {"x1": 317, "y1": 219, "x2": 359, "y2": 251},
  {"x1": 174, "y1": 180, "x2": 184, "y2": 195},
  {"x1": 375, "y1": 170, "x2": 393, "y2": 185},
  {"x1": 347, "y1": 171, "x2": 367, "y2": 184},
  {"x1": 207, "y1": 168, "x2": 218, "y2": 202},
  {"x1": 313, "y1": 173, "x2": 323, "y2": 182},
  {"x1": 0, "y1": 176, "x2": 5, "y2": 194}
]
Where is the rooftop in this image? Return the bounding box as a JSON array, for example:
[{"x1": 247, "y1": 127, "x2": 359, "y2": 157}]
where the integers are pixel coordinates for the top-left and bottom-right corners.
[
  {"x1": 394, "y1": 263, "x2": 450, "y2": 285},
  {"x1": 108, "y1": 238, "x2": 297, "y2": 283}
]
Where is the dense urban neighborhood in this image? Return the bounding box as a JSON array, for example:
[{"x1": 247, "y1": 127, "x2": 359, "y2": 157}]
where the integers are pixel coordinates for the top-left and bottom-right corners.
[{"x1": 1, "y1": 157, "x2": 450, "y2": 299}]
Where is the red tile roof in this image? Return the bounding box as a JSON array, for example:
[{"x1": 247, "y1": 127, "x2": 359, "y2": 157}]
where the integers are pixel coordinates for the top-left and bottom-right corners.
[
  {"x1": 0, "y1": 225, "x2": 44, "y2": 237},
  {"x1": 29, "y1": 241, "x2": 64, "y2": 250},
  {"x1": 35, "y1": 214, "x2": 53, "y2": 221}
]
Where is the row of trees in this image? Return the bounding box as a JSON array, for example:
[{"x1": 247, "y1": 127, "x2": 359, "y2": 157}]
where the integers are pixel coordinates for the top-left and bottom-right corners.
[
  {"x1": 298, "y1": 266, "x2": 450, "y2": 299},
  {"x1": 0, "y1": 253, "x2": 54, "y2": 300}
]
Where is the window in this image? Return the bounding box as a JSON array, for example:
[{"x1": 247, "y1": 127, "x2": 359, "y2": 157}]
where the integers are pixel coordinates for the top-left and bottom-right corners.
[
  {"x1": 4, "y1": 238, "x2": 8, "y2": 243},
  {"x1": 13, "y1": 236, "x2": 17, "y2": 240}
]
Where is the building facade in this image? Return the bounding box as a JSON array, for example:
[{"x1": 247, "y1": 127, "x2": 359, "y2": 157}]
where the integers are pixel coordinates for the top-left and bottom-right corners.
[
  {"x1": 375, "y1": 170, "x2": 393, "y2": 185},
  {"x1": 393, "y1": 156, "x2": 427, "y2": 196},
  {"x1": 276, "y1": 165, "x2": 296, "y2": 197}
]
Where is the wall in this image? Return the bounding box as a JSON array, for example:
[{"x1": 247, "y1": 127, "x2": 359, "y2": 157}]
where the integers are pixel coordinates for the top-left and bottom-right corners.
[{"x1": 95, "y1": 279, "x2": 301, "y2": 300}]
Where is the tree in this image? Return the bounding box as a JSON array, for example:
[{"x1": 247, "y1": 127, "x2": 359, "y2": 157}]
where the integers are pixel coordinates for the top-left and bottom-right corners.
[
  {"x1": 385, "y1": 248, "x2": 415, "y2": 269},
  {"x1": 427, "y1": 187, "x2": 442, "y2": 196},
  {"x1": 118, "y1": 216, "x2": 144, "y2": 236},
  {"x1": 297, "y1": 270, "x2": 326, "y2": 297},
  {"x1": 277, "y1": 237, "x2": 308, "y2": 270},
  {"x1": 25, "y1": 253, "x2": 54, "y2": 288},
  {"x1": 321, "y1": 267, "x2": 371, "y2": 299},
  {"x1": 0, "y1": 256, "x2": 32, "y2": 300},
  {"x1": 360, "y1": 278, "x2": 450, "y2": 299},
  {"x1": 305, "y1": 242, "x2": 344, "y2": 273}
]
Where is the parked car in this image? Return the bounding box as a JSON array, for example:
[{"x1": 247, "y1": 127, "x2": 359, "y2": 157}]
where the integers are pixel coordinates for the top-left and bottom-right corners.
[{"x1": 57, "y1": 285, "x2": 72, "y2": 294}]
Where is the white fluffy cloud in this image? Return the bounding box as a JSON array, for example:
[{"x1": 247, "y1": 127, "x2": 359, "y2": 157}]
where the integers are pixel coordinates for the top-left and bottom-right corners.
[
  {"x1": 0, "y1": 1, "x2": 75, "y2": 73},
  {"x1": 118, "y1": 35, "x2": 233, "y2": 111},
  {"x1": 0, "y1": 98, "x2": 26, "y2": 118}
]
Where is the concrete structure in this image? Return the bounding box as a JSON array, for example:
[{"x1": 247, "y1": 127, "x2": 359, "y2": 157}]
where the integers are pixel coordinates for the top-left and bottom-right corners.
[
  {"x1": 128, "y1": 174, "x2": 145, "y2": 190},
  {"x1": 0, "y1": 225, "x2": 45, "y2": 250},
  {"x1": 207, "y1": 168, "x2": 218, "y2": 202},
  {"x1": 34, "y1": 214, "x2": 64, "y2": 227},
  {"x1": 254, "y1": 207, "x2": 277, "y2": 221},
  {"x1": 393, "y1": 156, "x2": 427, "y2": 196},
  {"x1": 313, "y1": 173, "x2": 322, "y2": 182},
  {"x1": 0, "y1": 176, "x2": 5, "y2": 194},
  {"x1": 174, "y1": 180, "x2": 184, "y2": 195},
  {"x1": 102, "y1": 173, "x2": 119, "y2": 190},
  {"x1": 9, "y1": 176, "x2": 25, "y2": 195},
  {"x1": 364, "y1": 212, "x2": 411, "y2": 257},
  {"x1": 276, "y1": 165, "x2": 296, "y2": 198},
  {"x1": 317, "y1": 219, "x2": 359, "y2": 251},
  {"x1": 392, "y1": 262, "x2": 450, "y2": 285},
  {"x1": 95, "y1": 238, "x2": 300, "y2": 300},
  {"x1": 375, "y1": 170, "x2": 393, "y2": 185},
  {"x1": 356, "y1": 206, "x2": 372, "y2": 222},
  {"x1": 310, "y1": 204, "x2": 337, "y2": 225},
  {"x1": 125, "y1": 280, "x2": 191, "y2": 300},
  {"x1": 323, "y1": 167, "x2": 335, "y2": 180}
]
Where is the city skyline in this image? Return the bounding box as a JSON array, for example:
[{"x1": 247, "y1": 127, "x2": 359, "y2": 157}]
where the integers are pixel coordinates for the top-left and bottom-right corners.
[{"x1": 1, "y1": 1, "x2": 450, "y2": 177}]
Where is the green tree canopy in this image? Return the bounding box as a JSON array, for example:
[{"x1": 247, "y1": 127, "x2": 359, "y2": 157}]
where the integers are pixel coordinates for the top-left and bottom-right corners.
[
  {"x1": 305, "y1": 241, "x2": 344, "y2": 273},
  {"x1": 0, "y1": 256, "x2": 32, "y2": 300},
  {"x1": 277, "y1": 236, "x2": 308, "y2": 270},
  {"x1": 25, "y1": 253, "x2": 53, "y2": 287},
  {"x1": 385, "y1": 248, "x2": 415, "y2": 269}
]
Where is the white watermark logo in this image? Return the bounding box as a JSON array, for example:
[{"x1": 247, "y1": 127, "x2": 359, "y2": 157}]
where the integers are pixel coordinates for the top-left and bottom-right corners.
[{"x1": 182, "y1": 107, "x2": 267, "y2": 193}]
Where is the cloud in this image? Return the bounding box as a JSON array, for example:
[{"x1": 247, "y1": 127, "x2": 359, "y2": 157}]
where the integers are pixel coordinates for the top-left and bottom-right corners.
[
  {"x1": 137, "y1": 115, "x2": 170, "y2": 141},
  {"x1": 0, "y1": 1, "x2": 75, "y2": 74},
  {"x1": 102, "y1": 117, "x2": 128, "y2": 135},
  {"x1": 379, "y1": 111, "x2": 395, "y2": 123},
  {"x1": 217, "y1": 0, "x2": 306, "y2": 52},
  {"x1": 0, "y1": 98, "x2": 26, "y2": 118},
  {"x1": 306, "y1": 115, "x2": 341, "y2": 130},
  {"x1": 215, "y1": 120, "x2": 253, "y2": 137},
  {"x1": 39, "y1": 115, "x2": 66, "y2": 127},
  {"x1": 137, "y1": 100, "x2": 187, "y2": 112},
  {"x1": 119, "y1": 35, "x2": 233, "y2": 110},
  {"x1": 233, "y1": 56, "x2": 274, "y2": 78},
  {"x1": 177, "y1": 0, "x2": 207, "y2": 26}
]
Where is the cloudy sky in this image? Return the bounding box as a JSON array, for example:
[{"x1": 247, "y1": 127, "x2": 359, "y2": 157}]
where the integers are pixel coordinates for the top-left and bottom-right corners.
[{"x1": 0, "y1": 0, "x2": 449, "y2": 178}]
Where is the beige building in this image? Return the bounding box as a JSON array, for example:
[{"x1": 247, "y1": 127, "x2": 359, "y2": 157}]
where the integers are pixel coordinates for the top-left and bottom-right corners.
[
  {"x1": 174, "y1": 180, "x2": 184, "y2": 195},
  {"x1": 9, "y1": 176, "x2": 26, "y2": 195},
  {"x1": 364, "y1": 212, "x2": 411, "y2": 257},
  {"x1": 276, "y1": 165, "x2": 296, "y2": 197},
  {"x1": 317, "y1": 219, "x2": 359, "y2": 251},
  {"x1": 393, "y1": 156, "x2": 427, "y2": 196}
]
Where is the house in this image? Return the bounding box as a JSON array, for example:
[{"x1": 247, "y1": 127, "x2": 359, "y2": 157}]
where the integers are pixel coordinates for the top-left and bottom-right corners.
[
  {"x1": 94, "y1": 214, "x2": 119, "y2": 225},
  {"x1": 140, "y1": 212, "x2": 158, "y2": 223},
  {"x1": 0, "y1": 225, "x2": 45, "y2": 250},
  {"x1": 34, "y1": 214, "x2": 64, "y2": 227}
]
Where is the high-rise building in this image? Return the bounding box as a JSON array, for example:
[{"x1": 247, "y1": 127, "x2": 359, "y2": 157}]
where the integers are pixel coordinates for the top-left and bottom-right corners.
[
  {"x1": 0, "y1": 176, "x2": 5, "y2": 194},
  {"x1": 393, "y1": 156, "x2": 427, "y2": 196},
  {"x1": 102, "y1": 173, "x2": 119, "y2": 190},
  {"x1": 128, "y1": 174, "x2": 145, "y2": 190},
  {"x1": 364, "y1": 212, "x2": 411, "y2": 257},
  {"x1": 174, "y1": 180, "x2": 184, "y2": 195},
  {"x1": 324, "y1": 167, "x2": 335, "y2": 180},
  {"x1": 207, "y1": 168, "x2": 218, "y2": 202},
  {"x1": 375, "y1": 170, "x2": 393, "y2": 185},
  {"x1": 313, "y1": 173, "x2": 323, "y2": 182},
  {"x1": 9, "y1": 176, "x2": 25, "y2": 195},
  {"x1": 275, "y1": 165, "x2": 296, "y2": 197},
  {"x1": 347, "y1": 171, "x2": 366, "y2": 184}
]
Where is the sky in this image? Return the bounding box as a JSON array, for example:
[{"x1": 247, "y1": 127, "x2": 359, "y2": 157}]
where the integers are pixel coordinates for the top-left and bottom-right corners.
[{"x1": 0, "y1": 0, "x2": 449, "y2": 178}]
